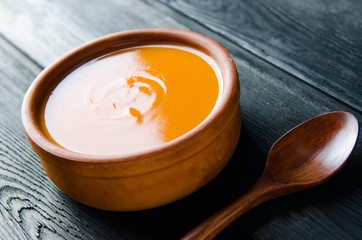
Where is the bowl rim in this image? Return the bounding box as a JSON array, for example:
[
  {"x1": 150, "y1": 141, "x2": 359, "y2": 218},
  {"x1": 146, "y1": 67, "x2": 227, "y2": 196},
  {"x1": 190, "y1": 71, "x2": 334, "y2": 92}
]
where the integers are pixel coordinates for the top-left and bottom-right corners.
[{"x1": 21, "y1": 28, "x2": 239, "y2": 165}]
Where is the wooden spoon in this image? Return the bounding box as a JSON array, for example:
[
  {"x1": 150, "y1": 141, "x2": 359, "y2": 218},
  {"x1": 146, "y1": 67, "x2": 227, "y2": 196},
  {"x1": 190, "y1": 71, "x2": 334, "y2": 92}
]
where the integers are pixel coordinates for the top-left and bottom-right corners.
[{"x1": 183, "y1": 111, "x2": 359, "y2": 240}]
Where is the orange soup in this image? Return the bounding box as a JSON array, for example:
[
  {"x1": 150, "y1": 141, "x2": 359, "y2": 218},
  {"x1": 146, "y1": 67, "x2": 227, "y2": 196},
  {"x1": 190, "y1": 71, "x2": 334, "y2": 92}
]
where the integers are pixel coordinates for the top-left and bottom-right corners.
[{"x1": 42, "y1": 44, "x2": 222, "y2": 155}]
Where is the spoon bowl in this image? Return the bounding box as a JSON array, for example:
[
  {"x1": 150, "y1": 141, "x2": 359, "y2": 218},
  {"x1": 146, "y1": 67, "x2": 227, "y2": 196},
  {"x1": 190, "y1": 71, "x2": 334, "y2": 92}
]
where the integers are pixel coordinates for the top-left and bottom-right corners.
[
  {"x1": 183, "y1": 111, "x2": 359, "y2": 240},
  {"x1": 268, "y1": 111, "x2": 359, "y2": 185}
]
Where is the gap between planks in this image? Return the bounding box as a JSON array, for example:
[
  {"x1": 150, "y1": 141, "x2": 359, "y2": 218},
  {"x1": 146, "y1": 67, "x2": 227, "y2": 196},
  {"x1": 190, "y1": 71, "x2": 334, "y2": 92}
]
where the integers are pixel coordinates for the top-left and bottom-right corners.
[
  {"x1": 0, "y1": 33, "x2": 44, "y2": 72},
  {"x1": 150, "y1": 0, "x2": 362, "y2": 114}
]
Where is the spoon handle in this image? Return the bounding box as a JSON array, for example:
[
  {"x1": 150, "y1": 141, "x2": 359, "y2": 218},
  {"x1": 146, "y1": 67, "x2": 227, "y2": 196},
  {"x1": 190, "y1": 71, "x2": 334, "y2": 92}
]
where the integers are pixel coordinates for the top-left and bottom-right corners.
[{"x1": 182, "y1": 172, "x2": 281, "y2": 240}]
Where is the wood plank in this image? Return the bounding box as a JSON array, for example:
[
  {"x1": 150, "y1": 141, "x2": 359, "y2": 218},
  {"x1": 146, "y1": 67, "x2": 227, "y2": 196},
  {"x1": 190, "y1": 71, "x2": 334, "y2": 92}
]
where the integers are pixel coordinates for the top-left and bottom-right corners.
[
  {"x1": 0, "y1": 36, "x2": 147, "y2": 240},
  {"x1": 0, "y1": 0, "x2": 188, "y2": 67},
  {"x1": 0, "y1": 0, "x2": 360, "y2": 149},
  {"x1": 155, "y1": 0, "x2": 362, "y2": 112},
  {"x1": 0, "y1": 0, "x2": 361, "y2": 239}
]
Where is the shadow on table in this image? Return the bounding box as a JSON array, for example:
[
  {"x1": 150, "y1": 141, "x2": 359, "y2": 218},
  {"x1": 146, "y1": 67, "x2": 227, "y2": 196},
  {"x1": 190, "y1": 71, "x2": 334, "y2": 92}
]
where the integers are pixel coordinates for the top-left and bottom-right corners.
[{"x1": 68, "y1": 126, "x2": 362, "y2": 240}]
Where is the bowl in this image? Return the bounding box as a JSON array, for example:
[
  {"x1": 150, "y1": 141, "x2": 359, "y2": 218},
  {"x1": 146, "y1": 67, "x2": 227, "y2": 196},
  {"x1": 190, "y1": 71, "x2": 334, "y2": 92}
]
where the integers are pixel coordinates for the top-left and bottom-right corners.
[{"x1": 21, "y1": 28, "x2": 241, "y2": 211}]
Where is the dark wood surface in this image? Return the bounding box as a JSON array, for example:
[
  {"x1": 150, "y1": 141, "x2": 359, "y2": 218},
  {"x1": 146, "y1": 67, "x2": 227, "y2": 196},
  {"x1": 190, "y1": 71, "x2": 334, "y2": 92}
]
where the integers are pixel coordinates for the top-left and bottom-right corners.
[{"x1": 0, "y1": 0, "x2": 361, "y2": 239}]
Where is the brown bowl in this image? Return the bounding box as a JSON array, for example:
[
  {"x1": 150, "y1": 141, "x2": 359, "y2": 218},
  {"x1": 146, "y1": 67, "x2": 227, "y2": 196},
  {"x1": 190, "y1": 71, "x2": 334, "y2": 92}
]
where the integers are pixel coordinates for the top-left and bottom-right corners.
[{"x1": 21, "y1": 28, "x2": 241, "y2": 211}]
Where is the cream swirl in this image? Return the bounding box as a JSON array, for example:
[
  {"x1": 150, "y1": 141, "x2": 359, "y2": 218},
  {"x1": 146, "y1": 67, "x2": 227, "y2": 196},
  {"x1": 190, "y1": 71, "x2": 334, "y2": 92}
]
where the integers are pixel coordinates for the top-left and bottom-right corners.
[{"x1": 85, "y1": 69, "x2": 166, "y2": 122}]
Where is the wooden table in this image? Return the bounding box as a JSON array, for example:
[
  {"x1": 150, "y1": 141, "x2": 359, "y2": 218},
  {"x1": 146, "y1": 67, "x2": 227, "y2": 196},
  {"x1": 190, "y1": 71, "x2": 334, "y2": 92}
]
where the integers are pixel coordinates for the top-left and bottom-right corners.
[{"x1": 1, "y1": 0, "x2": 361, "y2": 239}]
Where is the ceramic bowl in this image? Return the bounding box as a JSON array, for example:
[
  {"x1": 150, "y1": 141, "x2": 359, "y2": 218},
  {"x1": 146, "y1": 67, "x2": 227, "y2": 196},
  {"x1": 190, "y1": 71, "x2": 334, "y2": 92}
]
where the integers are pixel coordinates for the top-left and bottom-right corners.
[{"x1": 21, "y1": 28, "x2": 241, "y2": 211}]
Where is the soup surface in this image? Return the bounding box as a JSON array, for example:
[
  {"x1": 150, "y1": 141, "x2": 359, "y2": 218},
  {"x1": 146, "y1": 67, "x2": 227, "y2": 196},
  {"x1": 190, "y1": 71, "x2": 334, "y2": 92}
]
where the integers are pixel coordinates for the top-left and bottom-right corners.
[{"x1": 43, "y1": 44, "x2": 221, "y2": 155}]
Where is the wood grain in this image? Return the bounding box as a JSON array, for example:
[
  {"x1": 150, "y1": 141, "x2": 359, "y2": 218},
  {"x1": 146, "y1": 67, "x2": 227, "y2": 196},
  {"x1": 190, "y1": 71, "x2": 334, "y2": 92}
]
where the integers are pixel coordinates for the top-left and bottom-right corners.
[
  {"x1": 0, "y1": 0, "x2": 361, "y2": 239},
  {"x1": 156, "y1": 0, "x2": 362, "y2": 112},
  {"x1": 0, "y1": 36, "x2": 143, "y2": 240}
]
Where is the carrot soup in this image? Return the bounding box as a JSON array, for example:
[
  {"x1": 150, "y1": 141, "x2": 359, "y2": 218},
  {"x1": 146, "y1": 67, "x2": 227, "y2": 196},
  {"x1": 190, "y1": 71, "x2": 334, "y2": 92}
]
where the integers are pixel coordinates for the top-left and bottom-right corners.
[{"x1": 41, "y1": 44, "x2": 222, "y2": 155}]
